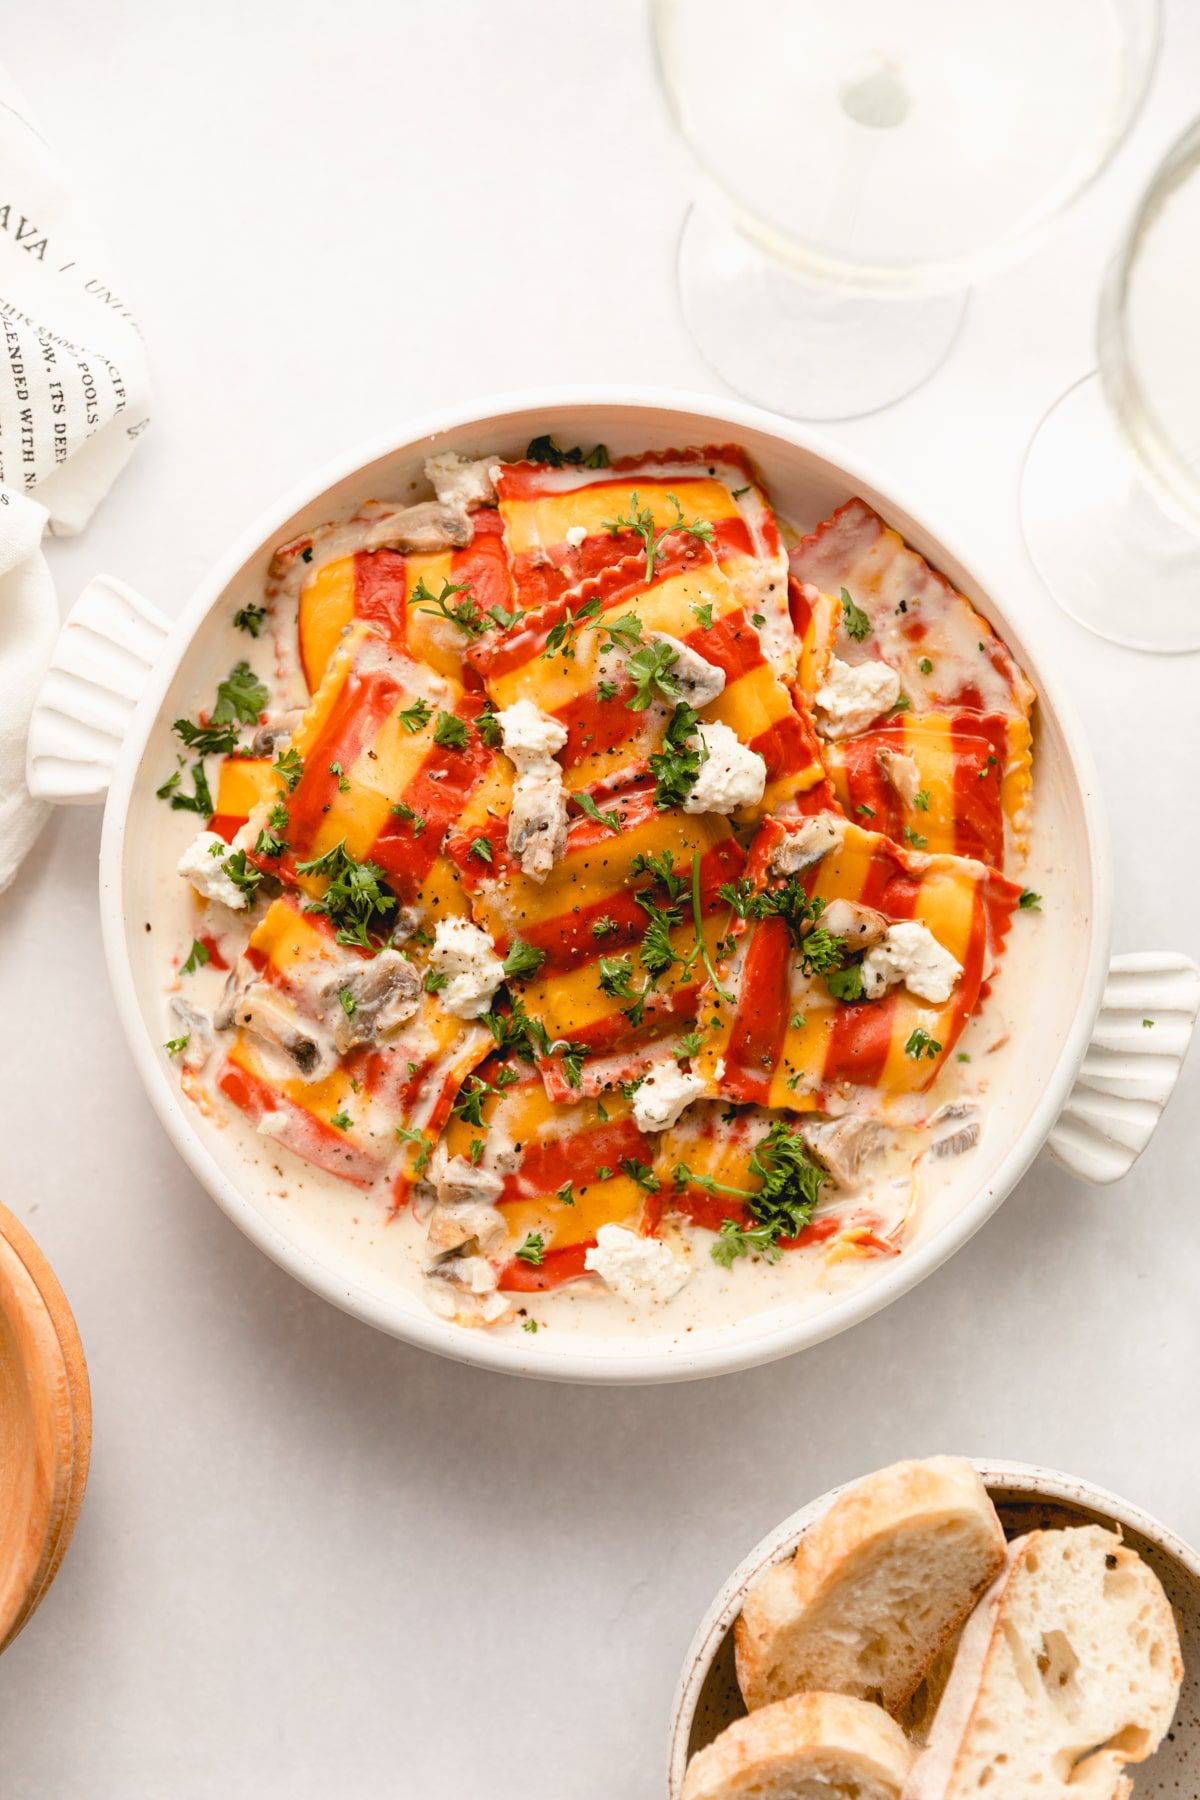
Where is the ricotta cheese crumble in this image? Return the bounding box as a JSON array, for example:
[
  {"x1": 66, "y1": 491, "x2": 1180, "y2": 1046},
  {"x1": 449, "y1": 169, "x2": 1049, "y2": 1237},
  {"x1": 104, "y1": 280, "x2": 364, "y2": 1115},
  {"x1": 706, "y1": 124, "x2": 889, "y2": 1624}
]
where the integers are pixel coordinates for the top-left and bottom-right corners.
[
  {"x1": 584, "y1": 1224, "x2": 690, "y2": 1304},
  {"x1": 683, "y1": 720, "x2": 766, "y2": 816},
  {"x1": 861, "y1": 920, "x2": 963, "y2": 1004},
  {"x1": 631, "y1": 1060, "x2": 706, "y2": 1134},
  {"x1": 429, "y1": 917, "x2": 505, "y2": 1019},
  {"x1": 814, "y1": 657, "x2": 901, "y2": 740}
]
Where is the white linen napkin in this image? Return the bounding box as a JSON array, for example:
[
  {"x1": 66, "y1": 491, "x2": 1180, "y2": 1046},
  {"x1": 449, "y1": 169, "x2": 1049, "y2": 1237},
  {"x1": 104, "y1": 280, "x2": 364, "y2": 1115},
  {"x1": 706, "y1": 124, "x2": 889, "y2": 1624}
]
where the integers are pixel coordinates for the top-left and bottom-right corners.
[{"x1": 0, "y1": 69, "x2": 151, "y2": 890}]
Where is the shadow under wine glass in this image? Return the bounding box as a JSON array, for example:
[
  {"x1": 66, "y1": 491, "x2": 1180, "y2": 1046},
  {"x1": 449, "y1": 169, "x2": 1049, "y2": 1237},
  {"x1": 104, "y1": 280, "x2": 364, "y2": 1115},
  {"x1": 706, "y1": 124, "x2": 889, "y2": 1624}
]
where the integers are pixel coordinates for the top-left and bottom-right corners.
[
  {"x1": 1022, "y1": 115, "x2": 1200, "y2": 654},
  {"x1": 650, "y1": 0, "x2": 1160, "y2": 420}
]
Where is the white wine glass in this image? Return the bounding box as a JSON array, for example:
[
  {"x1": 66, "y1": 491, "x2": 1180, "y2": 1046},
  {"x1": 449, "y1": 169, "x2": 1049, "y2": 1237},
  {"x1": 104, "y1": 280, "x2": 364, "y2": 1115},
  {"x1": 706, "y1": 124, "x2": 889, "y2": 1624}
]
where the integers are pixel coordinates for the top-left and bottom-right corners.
[
  {"x1": 1022, "y1": 115, "x2": 1200, "y2": 653},
  {"x1": 651, "y1": 0, "x2": 1160, "y2": 420}
]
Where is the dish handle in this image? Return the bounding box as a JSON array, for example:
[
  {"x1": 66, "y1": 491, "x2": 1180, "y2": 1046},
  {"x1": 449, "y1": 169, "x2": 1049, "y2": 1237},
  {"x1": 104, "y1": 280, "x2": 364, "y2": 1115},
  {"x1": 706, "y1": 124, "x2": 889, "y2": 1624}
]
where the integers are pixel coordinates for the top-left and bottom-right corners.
[
  {"x1": 1048, "y1": 952, "x2": 1200, "y2": 1184},
  {"x1": 25, "y1": 575, "x2": 171, "y2": 804}
]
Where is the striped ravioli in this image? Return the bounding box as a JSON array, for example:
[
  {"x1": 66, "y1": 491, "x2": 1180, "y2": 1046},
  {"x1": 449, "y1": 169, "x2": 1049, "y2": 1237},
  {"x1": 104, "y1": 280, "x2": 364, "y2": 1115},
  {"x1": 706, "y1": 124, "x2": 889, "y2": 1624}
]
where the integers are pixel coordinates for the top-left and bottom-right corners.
[
  {"x1": 254, "y1": 622, "x2": 492, "y2": 918},
  {"x1": 788, "y1": 498, "x2": 1035, "y2": 719},
  {"x1": 468, "y1": 542, "x2": 825, "y2": 826},
  {"x1": 438, "y1": 1056, "x2": 653, "y2": 1291},
  {"x1": 290, "y1": 507, "x2": 514, "y2": 692},
  {"x1": 215, "y1": 895, "x2": 492, "y2": 1204},
  {"x1": 445, "y1": 783, "x2": 745, "y2": 1099},
  {"x1": 695, "y1": 815, "x2": 1022, "y2": 1113},
  {"x1": 822, "y1": 711, "x2": 1033, "y2": 869},
  {"x1": 491, "y1": 444, "x2": 794, "y2": 675}
]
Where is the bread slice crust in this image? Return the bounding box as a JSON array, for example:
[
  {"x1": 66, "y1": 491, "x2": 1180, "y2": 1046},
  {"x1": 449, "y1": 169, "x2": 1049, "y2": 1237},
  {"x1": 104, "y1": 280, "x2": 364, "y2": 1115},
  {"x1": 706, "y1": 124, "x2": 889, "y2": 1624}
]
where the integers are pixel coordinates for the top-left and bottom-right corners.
[
  {"x1": 735, "y1": 1457, "x2": 1007, "y2": 1715},
  {"x1": 682, "y1": 1691, "x2": 916, "y2": 1800},
  {"x1": 901, "y1": 1525, "x2": 1183, "y2": 1800}
]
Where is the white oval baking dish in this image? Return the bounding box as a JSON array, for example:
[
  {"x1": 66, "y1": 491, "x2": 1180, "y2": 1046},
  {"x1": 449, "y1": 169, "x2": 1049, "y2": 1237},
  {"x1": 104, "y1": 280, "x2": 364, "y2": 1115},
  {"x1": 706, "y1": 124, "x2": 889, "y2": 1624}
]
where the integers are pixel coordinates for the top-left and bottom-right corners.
[
  {"x1": 26, "y1": 391, "x2": 1200, "y2": 1384},
  {"x1": 668, "y1": 1459, "x2": 1200, "y2": 1798}
]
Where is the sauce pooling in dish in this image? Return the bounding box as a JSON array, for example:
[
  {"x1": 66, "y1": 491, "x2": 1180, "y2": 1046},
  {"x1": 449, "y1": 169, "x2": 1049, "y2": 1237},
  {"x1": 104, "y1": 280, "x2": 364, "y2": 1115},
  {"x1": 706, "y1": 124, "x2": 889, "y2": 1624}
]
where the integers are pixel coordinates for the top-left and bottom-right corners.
[{"x1": 157, "y1": 442, "x2": 1040, "y2": 1336}]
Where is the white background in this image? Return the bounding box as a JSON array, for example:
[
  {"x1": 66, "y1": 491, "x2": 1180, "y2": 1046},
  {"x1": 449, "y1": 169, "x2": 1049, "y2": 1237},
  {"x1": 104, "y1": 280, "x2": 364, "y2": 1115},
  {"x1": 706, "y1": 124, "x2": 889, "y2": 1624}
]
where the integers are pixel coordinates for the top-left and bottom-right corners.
[{"x1": 3, "y1": 4, "x2": 1199, "y2": 1795}]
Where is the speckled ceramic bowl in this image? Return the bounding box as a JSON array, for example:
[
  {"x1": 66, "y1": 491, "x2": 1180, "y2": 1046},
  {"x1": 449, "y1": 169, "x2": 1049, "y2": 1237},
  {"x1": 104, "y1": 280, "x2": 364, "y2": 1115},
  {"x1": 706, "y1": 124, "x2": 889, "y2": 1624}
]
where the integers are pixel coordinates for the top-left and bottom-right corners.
[{"x1": 669, "y1": 1459, "x2": 1200, "y2": 1796}]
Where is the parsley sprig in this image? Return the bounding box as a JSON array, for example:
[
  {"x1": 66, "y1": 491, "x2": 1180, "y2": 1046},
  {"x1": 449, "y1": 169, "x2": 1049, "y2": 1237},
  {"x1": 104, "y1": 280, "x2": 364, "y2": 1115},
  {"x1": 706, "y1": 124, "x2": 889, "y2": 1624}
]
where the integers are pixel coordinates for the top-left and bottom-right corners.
[
  {"x1": 674, "y1": 1119, "x2": 828, "y2": 1268},
  {"x1": 602, "y1": 491, "x2": 714, "y2": 584},
  {"x1": 295, "y1": 840, "x2": 397, "y2": 950}
]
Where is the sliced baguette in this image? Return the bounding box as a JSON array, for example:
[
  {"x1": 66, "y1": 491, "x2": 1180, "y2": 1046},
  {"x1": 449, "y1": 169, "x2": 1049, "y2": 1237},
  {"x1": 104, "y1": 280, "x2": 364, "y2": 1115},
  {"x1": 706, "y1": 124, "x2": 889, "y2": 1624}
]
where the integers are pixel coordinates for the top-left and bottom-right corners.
[
  {"x1": 902, "y1": 1525, "x2": 1182, "y2": 1800},
  {"x1": 683, "y1": 1691, "x2": 916, "y2": 1800},
  {"x1": 736, "y1": 1457, "x2": 1007, "y2": 1715}
]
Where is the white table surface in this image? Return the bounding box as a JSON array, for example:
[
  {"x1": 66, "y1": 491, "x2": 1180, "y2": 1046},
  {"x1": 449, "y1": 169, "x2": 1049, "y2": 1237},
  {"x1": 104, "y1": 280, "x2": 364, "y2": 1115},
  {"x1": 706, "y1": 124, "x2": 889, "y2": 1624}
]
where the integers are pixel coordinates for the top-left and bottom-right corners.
[{"x1": 4, "y1": 5, "x2": 1199, "y2": 1794}]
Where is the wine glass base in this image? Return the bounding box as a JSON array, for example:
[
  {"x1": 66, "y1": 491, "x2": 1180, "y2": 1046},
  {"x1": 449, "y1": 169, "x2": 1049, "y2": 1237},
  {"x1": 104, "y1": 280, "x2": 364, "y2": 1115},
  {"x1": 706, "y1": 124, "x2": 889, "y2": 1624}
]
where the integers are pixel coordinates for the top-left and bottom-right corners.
[
  {"x1": 676, "y1": 205, "x2": 967, "y2": 421},
  {"x1": 1021, "y1": 373, "x2": 1200, "y2": 654}
]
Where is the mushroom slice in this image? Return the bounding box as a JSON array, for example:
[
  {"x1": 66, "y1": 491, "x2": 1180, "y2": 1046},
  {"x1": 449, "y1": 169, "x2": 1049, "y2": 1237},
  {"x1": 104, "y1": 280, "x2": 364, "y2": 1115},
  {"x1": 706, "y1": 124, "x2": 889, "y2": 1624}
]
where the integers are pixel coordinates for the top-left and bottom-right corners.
[
  {"x1": 251, "y1": 709, "x2": 304, "y2": 757},
  {"x1": 214, "y1": 970, "x2": 336, "y2": 1080},
  {"x1": 927, "y1": 1103, "x2": 981, "y2": 1159},
  {"x1": 320, "y1": 949, "x2": 422, "y2": 1053},
  {"x1": 508, "y1": 766, "x2": 569, "y2": 881},
  {"x1": 877, "y1": 746, "x2": 921, "y2": 807},
  {"x1": 646, "y1": 632, "x2": 726, "y2": 708},
  {"x1": 169, "y1": 996, "x2": 214, "y2": 1072},
  {"x1": 819, "y1": 898, "x2": 890, "y2": 951},
  {"x1": 770, "y1": 815, "x2": 843, "y2": 877},
  {"x1": 801, "y1": 1116, "x2": 888, "y2": 1189},
  {"x1": 423, "y1": 1253, "x2": 510, "y2": 1325}
]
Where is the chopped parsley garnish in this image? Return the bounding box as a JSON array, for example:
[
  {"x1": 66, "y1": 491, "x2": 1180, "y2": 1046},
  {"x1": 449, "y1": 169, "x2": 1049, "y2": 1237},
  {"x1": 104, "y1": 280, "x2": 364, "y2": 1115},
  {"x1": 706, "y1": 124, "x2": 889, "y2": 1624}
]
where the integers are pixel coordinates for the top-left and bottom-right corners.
[
  {"x1": 468, "y1": 836, "x2": 494, "y2": 864},
  {"x1": 389, "y1": 800, "x2": 427, "y2": 836},
  {"x1": 625, "y1": 638, "x2": 682, "y2": 711},
  {"x1": 591, "y1": 915, "x2": 618, "y2": 938},
  {"x1": 1018, "y1": 889, "x2": 1042, "y2": 910},
  {"x1": 433, "y1": 711, "x2": 469, "y2": 749},
  {"x1": 502, "y1": 937, "x2": 545, "y2": 981},
  {"x1": 597, "y1": 679, "x2": 618, "y2": 702},
  {"x1": 855, "y1": 803, "x2": 875, "y2": 818},
  {"x1": 903, "y1": 827, "x2": 928, "y2": 849},
  {"x1": 678, "y1": 1119, "x2": 828, "y2": 1268},
  {"x1": 524, "y1": 435, "x2": 609, "y2": 469},
  {"x1": 1143, "y1": 1018, "x2": 1154, "y2": 1029},
  {"x1": 469, "y1": 1138, "x2": 485, "y2": 1166},
  {"x1": 274, "y1": 746, "x2": 304, "y2": 791},
  {"x1": 294, "y1": 839, "x2": 397, "y2": 949},
  {"x1": 399, "y1": 698, "x2": 433, "y2": 734},
  {"x1": 919, "y1": 656, "x2": 933, "y2": 675},
  {"x1": 338, "y1": 987, "x2": 357, "y2": 1018},
  {"x1": 542, "y1": 595, "x2": 602, "y2": 662},
  {"x1": 164, "y1": 1035, "x2": 190, "y2": 1057},
  {"x1": 159, "y1": 759, "x2": 214, "y2": 815},
  {"x1": 268, "y1": 801, "x2": 290, "y2": 832},
  {"x1": 574, "y1": 792, "x2": 622, "y2": 833},
  {"x1": 675, "y1": 1030, "x2": 703, "y2": 1059},
  {"x1": 692, "y1": 601, "x2": 714, "y2": 629},
  {"x1": 717, "y1": 877, "x2": 755, "y2": 919},
  {"x1": 252, "y1": 827, "x2": 285, "y2": 860},
  {"x1": 556, "y1": 1182, "x2": 575, "y2": 1207},
  {"x1": 560, "y1": 1046, "x2": 587, "y2": 1089},
  {"x1": 751, "y1": 613, "x2": 766, "y2": 628},
  {"x1": 648, "y1": 703, "x2": 704, "y2": 810},
  {"x1": 597, "y1": 954, "x2": 635, "y2": 999},
  {"x1": 618, "y1": 1158, "x2": 660, "y2": 1193},
  {"x1": 840, "y1": 588, "x2": 871, "y2": 641},
  {"x1": 598, "y1": 613, "x2": 644, "y2": 652},
  {"x1": 329, "y1": 760, "x2": 351, "y2": 792},
  {"x1": 730, "y1": 484, "x2": 750, "y2": 500},
  {"x1": 825, "y1": 962, "x2": 866, "y2": 1003},
  {"x1": 914, "y1": 789, "x2": 930, "y2": 811},
  {"x1": 212, "y1": 661, "x2": 269, "y2": 726},
  {"x1": 234, "y1": 603, "x2": 267, "y2": 637},
  {"x1": 412, "y1": 574, "x2": 484, "y2": 637},
  {"x1": 181, "y1": 938, "x2": 210, "y2": 975},
  {"x1": 957, "y1": 1051, "x2": 971, "y2": 1062},
  {"x1": 977, "y1": 754, "x2": 998, "y2": 779},
  {"x1": 424, "y1": 968, "x2": 448, "y2": 993},
  {"x1": 601, "y1": 491, "x2": 714, "y2": 584},
  {"x1": 474, "y1": 705, "x2": 503, "y2": 747},
  {"x1": 515, "y1": 1232, "x2": 546, "y2": 1266},
  {"x1": 329, "y1": 1110, "x2": 352, "y2": 1132},
  {"x1": 904, "y1": 1028, "x2": 942, "y2": 1061},
  {"x1": 172, "y1": 717, "x2": 239, "y2": 757},
  {"x1": 629, "y1": 850, "x2": 688, "y2": 901},
  {"x1": 891, "y1": 694, "x2": 912, "y2": 714},
  {"x1": 732, "y1": 880, "x2": 847, "y2": 977},
  {"x1": 522, "y1": 1318, "x2": 539, "y2": 1334},
  {"x1": 222, "y1": 848, "x2": 264, "y2": 903},
  {"x1": 395, "y1": 1126, "x2": 433, "y2": 1176}
]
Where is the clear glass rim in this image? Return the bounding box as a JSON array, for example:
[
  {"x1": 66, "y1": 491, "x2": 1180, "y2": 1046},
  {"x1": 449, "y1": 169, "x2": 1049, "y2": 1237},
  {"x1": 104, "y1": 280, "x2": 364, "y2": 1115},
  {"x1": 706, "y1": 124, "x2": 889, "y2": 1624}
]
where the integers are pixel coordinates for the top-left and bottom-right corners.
[
  {"x1": 1098, "y1": 112, "x2": 1200, "y2": 529},
  {"x1": 649, "y1": 0, "x2": 1162, "y2": 297}
]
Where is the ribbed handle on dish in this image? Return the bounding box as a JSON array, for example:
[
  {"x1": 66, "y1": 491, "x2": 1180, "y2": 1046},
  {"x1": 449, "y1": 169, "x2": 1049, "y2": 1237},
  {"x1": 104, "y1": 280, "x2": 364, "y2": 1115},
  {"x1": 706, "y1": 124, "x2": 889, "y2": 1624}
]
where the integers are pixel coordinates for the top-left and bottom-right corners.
[
  {"x1": 25, "y1": 575, "x2": 170, "y2": 804},
  {"x1": 1048, "y1": 953, "x2": 1200, "y2": 1184}
]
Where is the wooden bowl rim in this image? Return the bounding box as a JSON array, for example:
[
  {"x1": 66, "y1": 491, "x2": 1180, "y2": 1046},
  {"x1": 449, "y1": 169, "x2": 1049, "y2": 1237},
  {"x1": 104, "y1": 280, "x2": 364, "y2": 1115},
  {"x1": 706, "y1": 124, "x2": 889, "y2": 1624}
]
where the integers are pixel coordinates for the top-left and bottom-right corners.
[{"x1": 0, "y1": 1200, "x2": 92, "y2": 1654}]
